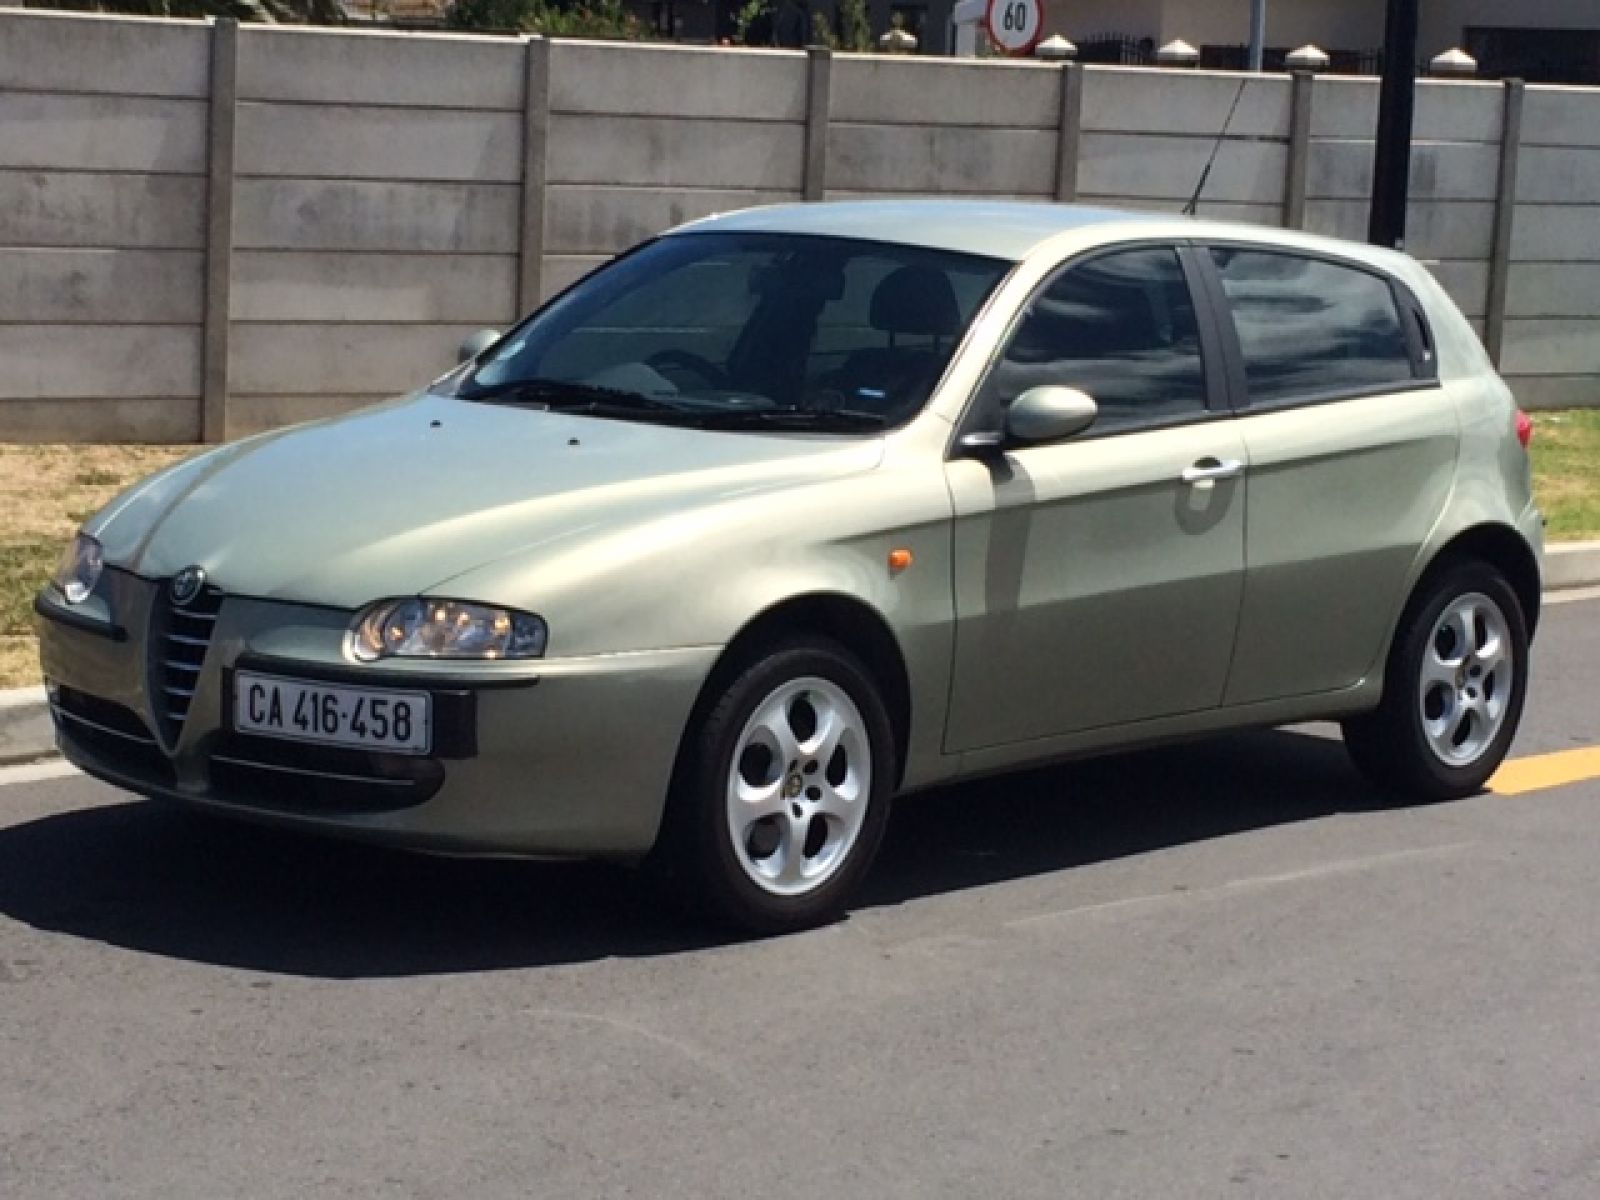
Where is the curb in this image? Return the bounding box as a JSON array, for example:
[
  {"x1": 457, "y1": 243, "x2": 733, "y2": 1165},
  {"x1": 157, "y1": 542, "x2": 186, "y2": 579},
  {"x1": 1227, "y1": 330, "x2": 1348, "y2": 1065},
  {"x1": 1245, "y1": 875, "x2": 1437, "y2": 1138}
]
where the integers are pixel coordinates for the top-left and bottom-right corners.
[
  {"x1": 3, "y1": 544, "x2": 1599, "y2": 769},
  {"x1": 0, "y1": 686, "x2": 52, "y2": 767},
  {"x1": 1545, "y1": 539, "x2": 1600, "y2": 592}
]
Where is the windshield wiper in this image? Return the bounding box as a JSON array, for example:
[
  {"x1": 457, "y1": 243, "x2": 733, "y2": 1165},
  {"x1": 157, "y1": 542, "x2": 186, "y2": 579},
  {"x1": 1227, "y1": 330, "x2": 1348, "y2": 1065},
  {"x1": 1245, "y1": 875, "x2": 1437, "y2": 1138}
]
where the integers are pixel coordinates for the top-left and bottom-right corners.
[
  {"x1": 460, "y1": 377, "x2": 687, "y2": 416},
  {"x1": 698, "y1": 407, "x2": 891, "y2": 432}
]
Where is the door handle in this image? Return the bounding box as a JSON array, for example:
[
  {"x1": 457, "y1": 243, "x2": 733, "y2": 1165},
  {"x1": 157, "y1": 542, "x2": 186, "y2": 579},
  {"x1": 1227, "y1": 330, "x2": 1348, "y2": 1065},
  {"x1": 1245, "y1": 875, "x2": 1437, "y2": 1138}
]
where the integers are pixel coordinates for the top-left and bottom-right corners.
[{"x1": 1181, "y1": 458, "x2": 1245, "y2": 486}]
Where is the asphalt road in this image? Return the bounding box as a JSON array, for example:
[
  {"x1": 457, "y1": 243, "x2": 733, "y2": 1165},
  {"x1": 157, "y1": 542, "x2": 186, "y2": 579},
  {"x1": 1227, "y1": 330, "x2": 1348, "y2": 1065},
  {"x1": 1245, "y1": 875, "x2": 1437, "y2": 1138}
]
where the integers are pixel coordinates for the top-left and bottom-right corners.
[{"x1": 2, "y1": 595, "x2": 1598, "y2": 1200}]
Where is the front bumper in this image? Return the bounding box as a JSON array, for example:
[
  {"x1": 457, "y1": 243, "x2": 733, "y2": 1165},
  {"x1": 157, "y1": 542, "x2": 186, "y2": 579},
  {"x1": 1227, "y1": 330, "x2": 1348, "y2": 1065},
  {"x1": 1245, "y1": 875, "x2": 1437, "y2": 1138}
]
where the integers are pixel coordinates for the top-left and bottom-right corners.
[{"x1": 36, "y1": 571, "x2": 717, "y2": 860}]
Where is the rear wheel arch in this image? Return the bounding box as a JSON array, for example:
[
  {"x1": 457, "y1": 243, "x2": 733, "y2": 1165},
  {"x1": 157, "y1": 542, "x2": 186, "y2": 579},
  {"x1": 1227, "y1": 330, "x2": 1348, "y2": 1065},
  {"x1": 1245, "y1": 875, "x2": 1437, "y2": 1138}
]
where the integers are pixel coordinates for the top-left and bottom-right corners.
[{"x1": 1418, "y1": 523, "x2": 1542, "y2": 638}]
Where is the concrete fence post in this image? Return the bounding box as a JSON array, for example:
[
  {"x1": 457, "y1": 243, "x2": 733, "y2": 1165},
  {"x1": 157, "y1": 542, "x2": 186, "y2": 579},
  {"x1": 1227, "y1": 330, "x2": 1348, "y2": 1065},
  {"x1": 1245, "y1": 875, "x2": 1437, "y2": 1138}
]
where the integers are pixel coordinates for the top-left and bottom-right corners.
[
  {"x1": 1485, "y1": 78, "x2": 1525, "y2": 368},
  {"x1": 803, "y1": 46, "x2": 833, "y2": 202},
  {"x1": 1055, "y1": 62, "x2": 1084, "y2": 202},
  {"x1": 1284, "y1": 70, "x2": 1314, "y2": 229},
  {"x1": 202, "y1": 17, "x2": 239, "y2": 444},
  {"x1": 518, "y1": 36, "x2": 552, "y2": 313}
]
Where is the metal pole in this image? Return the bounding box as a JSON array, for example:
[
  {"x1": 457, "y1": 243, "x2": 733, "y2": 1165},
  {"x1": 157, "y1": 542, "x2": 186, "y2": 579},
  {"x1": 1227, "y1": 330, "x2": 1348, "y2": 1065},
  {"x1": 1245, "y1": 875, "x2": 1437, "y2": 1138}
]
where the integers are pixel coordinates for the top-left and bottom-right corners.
[
  {"x1": 1368, "y1": 0, "x2": 1419, "y2": 248},
  {"x1": 1248, "y1": 0, "x2": 1266, "y2": 71}
]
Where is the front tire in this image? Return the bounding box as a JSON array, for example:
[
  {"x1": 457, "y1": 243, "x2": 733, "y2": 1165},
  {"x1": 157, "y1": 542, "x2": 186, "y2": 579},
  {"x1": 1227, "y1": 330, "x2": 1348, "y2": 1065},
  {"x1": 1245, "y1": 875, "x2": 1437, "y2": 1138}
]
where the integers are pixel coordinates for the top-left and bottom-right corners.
[
  {"x1": 659, "y1": 638, "x2": 895, "y2": 934},
  {"x1": 1342, "y1": 560, "x2": 1529, "y2": 800}
]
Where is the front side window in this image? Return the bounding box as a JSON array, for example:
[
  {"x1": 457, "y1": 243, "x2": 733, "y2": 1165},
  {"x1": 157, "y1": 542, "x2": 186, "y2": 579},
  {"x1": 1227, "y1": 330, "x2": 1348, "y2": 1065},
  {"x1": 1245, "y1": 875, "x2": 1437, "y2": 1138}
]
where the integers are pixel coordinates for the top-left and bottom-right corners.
[
  {"x1": 982, "y1": 246, "x2": 1209, "y2": 434},
  {"x1": 1208, "y1": 248, "x2": 1417, "y2": 407},
  {"x1": 448, "y1": 233, "x2": 1010, "y2": 434}
]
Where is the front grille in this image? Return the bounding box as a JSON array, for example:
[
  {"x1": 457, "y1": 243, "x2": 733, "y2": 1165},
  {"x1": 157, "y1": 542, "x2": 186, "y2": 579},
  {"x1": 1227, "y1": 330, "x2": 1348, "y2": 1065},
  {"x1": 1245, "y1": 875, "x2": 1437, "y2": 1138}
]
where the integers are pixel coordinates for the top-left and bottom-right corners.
[{"x1": 151, "y1": 583, "x2": 223, "y2": 743}]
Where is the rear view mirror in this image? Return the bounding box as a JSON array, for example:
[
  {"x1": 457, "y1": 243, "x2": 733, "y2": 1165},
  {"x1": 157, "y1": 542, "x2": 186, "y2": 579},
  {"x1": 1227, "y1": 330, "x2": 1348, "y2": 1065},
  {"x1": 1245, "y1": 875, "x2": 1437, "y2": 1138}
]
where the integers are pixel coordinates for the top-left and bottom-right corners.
[
  {"x1": 1005, "y1": 386, "x2": 1098, "y2": 445},
  {"x1": 457, "y1": 329, "x2": 501, "y2": 364}
]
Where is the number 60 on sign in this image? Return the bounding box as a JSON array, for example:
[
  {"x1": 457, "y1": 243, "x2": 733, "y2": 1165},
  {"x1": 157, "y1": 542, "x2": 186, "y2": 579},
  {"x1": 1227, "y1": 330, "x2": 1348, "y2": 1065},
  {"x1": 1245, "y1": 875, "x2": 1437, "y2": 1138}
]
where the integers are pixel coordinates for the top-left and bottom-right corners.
[{"x1": 985, "y1": 0, "x2": 1042, "y2": 54}]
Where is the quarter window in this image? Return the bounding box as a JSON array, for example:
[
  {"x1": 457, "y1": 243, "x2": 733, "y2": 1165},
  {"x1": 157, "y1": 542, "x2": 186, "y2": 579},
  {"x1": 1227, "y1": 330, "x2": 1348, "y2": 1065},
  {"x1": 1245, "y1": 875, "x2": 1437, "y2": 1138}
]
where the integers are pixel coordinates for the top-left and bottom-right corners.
[
  {"x1": 987, "y1": 247, "x2": 1208, "y2": 433},
  {"x1": 1208, "y1": 248, "x2": 1417, "y2": 406}
]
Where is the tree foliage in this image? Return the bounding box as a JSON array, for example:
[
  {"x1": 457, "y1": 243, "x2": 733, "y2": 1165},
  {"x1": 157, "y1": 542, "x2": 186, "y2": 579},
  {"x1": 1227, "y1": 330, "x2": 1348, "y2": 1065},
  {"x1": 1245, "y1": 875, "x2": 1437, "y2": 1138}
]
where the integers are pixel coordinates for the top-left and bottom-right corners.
[
  {"x1": 447, "y1": 0, "x2": 641, "y2": 36},
  {"x1": 21, "y1": 0, "x2": 347, "y2": 20}
]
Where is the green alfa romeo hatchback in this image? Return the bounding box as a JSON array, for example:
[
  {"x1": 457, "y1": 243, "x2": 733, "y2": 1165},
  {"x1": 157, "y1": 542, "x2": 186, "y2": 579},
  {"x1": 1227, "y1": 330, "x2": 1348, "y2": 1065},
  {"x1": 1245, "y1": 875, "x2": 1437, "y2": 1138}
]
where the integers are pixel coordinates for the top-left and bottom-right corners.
[{"x1": 38, "y1": 202, "x2": 1542, "y2": 932}]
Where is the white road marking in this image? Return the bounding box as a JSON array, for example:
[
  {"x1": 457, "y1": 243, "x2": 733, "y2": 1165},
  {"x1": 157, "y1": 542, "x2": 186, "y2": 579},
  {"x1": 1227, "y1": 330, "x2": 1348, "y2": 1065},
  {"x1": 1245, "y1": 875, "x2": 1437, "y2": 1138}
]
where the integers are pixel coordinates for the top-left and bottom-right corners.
[
  {"x1": 1007, "y1": 842, "x2": 1475, "y2": 930},
  {"x1": 0, "y1": 759, "x2": 80, "y2": 788}
]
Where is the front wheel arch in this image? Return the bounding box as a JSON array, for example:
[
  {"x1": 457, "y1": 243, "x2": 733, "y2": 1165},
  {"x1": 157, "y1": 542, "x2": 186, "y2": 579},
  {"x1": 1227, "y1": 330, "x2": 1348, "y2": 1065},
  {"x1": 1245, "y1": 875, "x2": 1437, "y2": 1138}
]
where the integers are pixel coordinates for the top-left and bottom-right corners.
[{"x1": 681, "y1": 594, "x2": 913, "y2": 791}]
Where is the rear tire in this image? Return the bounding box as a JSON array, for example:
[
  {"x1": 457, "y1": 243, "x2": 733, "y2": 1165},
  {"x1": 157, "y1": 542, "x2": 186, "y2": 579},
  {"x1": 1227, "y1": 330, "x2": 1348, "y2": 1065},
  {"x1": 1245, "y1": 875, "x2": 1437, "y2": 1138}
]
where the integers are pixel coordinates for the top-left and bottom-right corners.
[
  {"x1": 655, "y1": 637, "x2": 895, "y2": 935},
  {"x1": 1342, "y1": 560, "x2": 1528, "y2": 800}
]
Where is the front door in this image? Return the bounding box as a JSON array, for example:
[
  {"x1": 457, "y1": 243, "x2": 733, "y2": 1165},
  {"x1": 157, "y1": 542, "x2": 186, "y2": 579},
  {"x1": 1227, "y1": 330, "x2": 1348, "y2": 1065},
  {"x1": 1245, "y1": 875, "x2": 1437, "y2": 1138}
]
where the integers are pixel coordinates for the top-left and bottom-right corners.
[{"x1": 943, "y1": 244, "x2": 1247, "y2": 753}]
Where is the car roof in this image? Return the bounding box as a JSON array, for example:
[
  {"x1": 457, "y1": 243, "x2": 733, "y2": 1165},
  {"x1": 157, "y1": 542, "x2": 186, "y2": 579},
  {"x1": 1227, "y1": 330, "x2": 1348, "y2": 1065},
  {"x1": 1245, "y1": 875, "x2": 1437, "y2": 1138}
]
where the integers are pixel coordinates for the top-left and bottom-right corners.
[
  {"x1": 670, "y1": 200, "x2": 1155, "y2": 261},
  {"x1": 669, "y1": 199, "x2": 1415, "y2": 277}
]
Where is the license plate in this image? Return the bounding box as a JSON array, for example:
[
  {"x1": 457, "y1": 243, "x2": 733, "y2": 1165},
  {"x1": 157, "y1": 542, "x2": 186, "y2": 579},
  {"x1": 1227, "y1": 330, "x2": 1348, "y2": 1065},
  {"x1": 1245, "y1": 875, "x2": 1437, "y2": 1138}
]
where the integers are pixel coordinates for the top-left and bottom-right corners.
[{"x1": 233, "y1": 672, "x2": 432, "y2": 755}]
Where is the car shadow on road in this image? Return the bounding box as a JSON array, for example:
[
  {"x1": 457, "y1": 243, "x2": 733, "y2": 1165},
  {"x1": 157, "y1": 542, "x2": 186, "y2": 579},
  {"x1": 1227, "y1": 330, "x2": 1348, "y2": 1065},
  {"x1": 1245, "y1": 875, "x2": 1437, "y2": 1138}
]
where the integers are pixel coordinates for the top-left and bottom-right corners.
[{"x1": 0, "y1": 728, "x2": 1400, "y2": 978}]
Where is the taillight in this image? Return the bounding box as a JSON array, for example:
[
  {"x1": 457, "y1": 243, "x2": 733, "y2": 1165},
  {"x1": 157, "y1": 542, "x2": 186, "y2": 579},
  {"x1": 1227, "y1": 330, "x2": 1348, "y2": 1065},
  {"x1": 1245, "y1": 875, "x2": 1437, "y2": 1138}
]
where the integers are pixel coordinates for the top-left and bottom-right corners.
[{"x1": 1516, "y1": 410, "x2": 1533, "y2": 449}]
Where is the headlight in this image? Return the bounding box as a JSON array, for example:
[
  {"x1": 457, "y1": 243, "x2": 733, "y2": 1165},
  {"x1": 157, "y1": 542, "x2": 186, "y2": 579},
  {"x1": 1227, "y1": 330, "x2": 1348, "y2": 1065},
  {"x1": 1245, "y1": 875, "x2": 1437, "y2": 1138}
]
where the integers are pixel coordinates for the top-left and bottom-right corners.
[
  {"x1": 349, "y1": 598, "x2": 547, "y2": 662},
  {"x1": 51, "y1": 533, "x2": 104, "y2": 605}
]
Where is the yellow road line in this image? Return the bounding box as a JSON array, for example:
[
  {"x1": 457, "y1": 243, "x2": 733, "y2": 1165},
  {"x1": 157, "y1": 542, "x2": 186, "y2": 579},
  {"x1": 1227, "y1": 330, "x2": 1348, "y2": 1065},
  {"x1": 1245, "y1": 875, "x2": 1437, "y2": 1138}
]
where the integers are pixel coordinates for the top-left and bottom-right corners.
[{"x1": 1490, "y1": 746, "x2": 1600, "y2": 796}]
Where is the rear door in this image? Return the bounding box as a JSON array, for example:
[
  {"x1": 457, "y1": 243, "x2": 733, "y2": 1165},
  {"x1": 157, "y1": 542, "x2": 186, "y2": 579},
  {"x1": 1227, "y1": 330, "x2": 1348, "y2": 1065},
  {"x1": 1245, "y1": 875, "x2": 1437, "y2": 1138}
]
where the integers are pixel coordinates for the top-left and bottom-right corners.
[
  {"x1": 943, "y1": 243, "x2": 1249, "y2": 753},
  {"x1": 1196, "y1": 244, "x2": 1457, "y2": 706}
]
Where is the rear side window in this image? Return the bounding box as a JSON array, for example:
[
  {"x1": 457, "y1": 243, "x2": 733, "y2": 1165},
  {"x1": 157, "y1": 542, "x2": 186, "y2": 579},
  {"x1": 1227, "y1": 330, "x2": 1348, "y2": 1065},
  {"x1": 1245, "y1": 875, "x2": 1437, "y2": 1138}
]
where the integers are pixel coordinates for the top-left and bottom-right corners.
[{"x1": 1208, "y1": 248, "x2": 1417, "y2": 407}]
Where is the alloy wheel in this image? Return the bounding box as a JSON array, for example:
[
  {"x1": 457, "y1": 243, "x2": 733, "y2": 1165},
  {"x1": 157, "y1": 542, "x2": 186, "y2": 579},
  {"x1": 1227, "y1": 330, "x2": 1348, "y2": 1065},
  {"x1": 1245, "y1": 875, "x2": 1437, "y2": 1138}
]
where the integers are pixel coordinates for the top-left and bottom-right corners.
[{"x1": 725, "y1": 676, "x2": 872, "y2": 897}]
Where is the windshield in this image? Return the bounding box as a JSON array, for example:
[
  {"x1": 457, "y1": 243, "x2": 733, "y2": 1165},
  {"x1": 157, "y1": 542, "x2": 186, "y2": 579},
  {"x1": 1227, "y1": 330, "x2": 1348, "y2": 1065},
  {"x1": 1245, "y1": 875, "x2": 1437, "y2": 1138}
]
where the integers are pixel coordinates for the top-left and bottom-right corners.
[{"x1": 441, "y1": 232, "x2": 1011, "y2": 433}]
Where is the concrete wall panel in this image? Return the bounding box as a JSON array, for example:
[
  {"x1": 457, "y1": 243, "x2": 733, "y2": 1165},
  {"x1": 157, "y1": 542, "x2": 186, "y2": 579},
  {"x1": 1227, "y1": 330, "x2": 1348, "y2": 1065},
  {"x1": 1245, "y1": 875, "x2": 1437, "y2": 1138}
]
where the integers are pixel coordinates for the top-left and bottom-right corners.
[
  {"x1": 1500, "y1": 320, "x2": 1600, "y2": 377},
  {"x1": 1079, "y1": 133, "x2": 1286, "y2": 204},
  {"x1": 0, "y1": 325, "x2": 201, "y2": 399},
  {"x1": 0, "y1": 10, "x2": 210, "y2": 98},
  {"x1": 1506, "y1": 263, "x2": 1600, "y2": 319},
  {"x1": 232, "y1": 252, "x2": 519, "y2": 324},
  {"x1": 1505, "y1": 376, "x2": 1600, "y2": 410},
  {"x1": 551, "y1": 41, "x2": 807, "y2": 122},
  {"x1": 233, "y1": 179, "x2": 521, "y2": 254},
  {"x1": 829, "y1": 124, "x2": 1057, "y2": 195},
  {"x1": 0, "y1": 248, "x2": 203, "y2": 323},
  {"x1": 1083, "y1": 70, "x2": 1291, "y2": 138},
  {"x1": 229, "y1": 394, "x2": 384, "y2": 436},
  {"x1": 1309, "y1": 140, "x2": 1500, "y2": 202},
  {"x1": 237, "y1": 26, "x2": 525, "y2": 110},
  {"x1": 1511, "y1": 206, "x2": 1600, "y2": 263},
  {"x1": 231, "y1": 323, "x2": 481, "y2": 395},
  {"x1": 1413, "y1": 82, "x2": 1505, "y2": 144},
  {"x1": 832, "y1": 56, "x2": 1061, "y2": 128},
  {"x1": 1425, "y1": 260, "x2": 1490, "y2": 320},
  {"x1": 548, "y1": 115, "x2": 805, "y2": 190},
  {"x1": 1303, "y1": 200, "x2": 1495, "y2": 260},
  {"x1": 1517, "y1": 147, "x2": 1600, "y2": 205},
  {"x1": 545, "y1": 186, "x2": 799, "y2": 256},
  {"x1": 0, "y1": 171, "x2": 204, "y2": 249},
  {"x1": 0, "y1": 397, "x2": 199, "y2": 443},
  {"x1": 1524, "y1": 86, "x2": 1600, "y2": 149},
  {"x1": 0, "y1": 92, "x2": 206, "y2": 174},
  {"x1": 1309, "y1": 78, "x2": 1378, "y2": 138},
  {"x1": 542, "y1": 255, "x2": 611, "y2": 299},
  {"x1": 236, "y1": 102, "x2": 522, "y2": 183}
]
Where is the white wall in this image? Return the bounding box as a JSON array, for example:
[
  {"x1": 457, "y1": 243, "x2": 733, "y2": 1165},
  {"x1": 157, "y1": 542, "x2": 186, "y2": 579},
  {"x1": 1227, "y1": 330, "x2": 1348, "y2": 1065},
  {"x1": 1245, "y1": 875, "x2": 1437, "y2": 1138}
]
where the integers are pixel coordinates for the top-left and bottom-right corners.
[{"x1": 2, "y1": 9, "x2": 1599, "y2": 441}]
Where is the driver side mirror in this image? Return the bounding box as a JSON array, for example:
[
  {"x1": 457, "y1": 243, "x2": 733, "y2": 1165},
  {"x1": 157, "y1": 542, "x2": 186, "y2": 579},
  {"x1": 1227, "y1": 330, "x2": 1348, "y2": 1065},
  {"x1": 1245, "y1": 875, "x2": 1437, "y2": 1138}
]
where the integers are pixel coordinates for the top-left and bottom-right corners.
[
  {"x1": 1006, "y1": 386, "x2": 1098, "y2": 444},
  {"x1": 457, "y1": 329, "x2": 501, "y2": 364},
  {"x1": 959, "y1": 386, "x2": 1099, "y2": 456}
]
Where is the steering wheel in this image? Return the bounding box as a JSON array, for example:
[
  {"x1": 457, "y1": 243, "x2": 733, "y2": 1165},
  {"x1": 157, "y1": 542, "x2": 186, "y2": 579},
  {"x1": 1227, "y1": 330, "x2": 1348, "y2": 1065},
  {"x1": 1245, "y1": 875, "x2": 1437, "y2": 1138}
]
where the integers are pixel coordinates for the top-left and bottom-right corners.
[{"x1": 647, "y1": 349, "x2": 729, "y2": 390}]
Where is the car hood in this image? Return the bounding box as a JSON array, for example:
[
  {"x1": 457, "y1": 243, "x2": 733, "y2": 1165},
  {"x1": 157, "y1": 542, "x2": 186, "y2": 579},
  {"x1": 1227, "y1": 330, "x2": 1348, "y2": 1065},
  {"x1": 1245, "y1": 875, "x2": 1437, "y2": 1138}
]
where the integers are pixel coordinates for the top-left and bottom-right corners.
[{"x1": 95, "y1": 393, "x2": 885, "y2": 609}]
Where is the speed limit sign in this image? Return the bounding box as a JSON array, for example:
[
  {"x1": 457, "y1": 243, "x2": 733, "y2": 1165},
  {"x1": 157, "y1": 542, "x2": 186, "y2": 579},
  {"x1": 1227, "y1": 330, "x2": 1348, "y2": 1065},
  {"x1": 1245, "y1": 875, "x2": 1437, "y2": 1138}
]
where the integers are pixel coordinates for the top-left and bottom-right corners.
[{"x1": 985, "y1": 0, "x2": 1042, "y2": 55}]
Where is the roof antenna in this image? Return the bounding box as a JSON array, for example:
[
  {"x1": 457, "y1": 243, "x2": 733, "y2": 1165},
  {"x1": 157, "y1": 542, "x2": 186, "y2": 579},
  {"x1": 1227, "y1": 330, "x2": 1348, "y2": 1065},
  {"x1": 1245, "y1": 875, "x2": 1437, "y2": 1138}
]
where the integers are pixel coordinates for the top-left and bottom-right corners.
[{"x1": 1183, "y1": 77, "x2": 1250, "y2": 217}]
